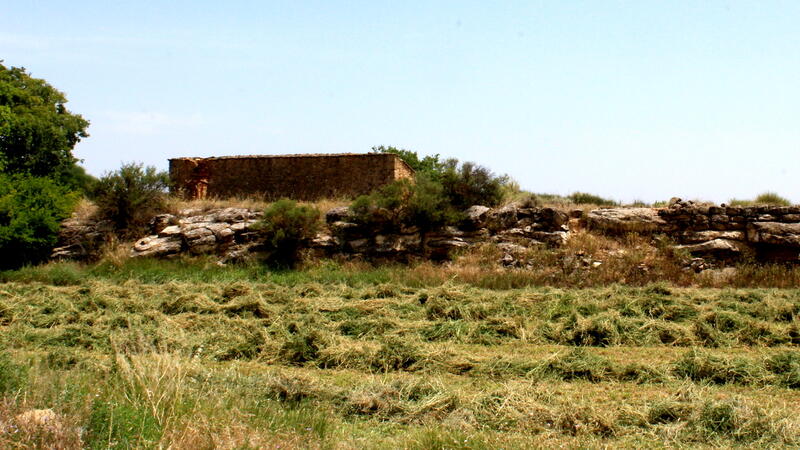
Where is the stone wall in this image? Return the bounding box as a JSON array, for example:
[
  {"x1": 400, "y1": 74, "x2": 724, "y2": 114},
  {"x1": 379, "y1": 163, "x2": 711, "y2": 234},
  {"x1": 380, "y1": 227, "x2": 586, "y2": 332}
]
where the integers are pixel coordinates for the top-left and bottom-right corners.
[
  {"x1": 169, "y1": 153, "x2": 414, "y2": 201},
  {"x1": 123, "y1": 204, "x2": 569, "y2": 263},
  {"x1": 52, "y1": 197, "x2": 800, "y2": 266},
  {"x1": 587, "y1": 199, "x2": 800, "y2": 261}
]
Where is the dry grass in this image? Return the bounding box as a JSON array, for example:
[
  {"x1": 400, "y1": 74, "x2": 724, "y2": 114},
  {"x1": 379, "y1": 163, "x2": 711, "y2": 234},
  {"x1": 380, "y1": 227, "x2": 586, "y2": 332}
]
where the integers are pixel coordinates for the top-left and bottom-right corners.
[
  {"x1": 70, "y1": 197, "x2": 98, "y2": 222},
  {"x1": 164, "y1": 195, "x2": 351, "y2": 216},
  {"x1": 1, "y1": 263, "x2": 799, "y2": 446}
]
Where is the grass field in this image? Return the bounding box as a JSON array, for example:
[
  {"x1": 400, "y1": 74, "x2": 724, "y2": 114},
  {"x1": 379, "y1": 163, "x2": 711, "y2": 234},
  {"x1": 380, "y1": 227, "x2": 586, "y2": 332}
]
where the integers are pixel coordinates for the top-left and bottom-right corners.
[{"x1": 1, "y1": 258, "x2": 799, "y2": 448}]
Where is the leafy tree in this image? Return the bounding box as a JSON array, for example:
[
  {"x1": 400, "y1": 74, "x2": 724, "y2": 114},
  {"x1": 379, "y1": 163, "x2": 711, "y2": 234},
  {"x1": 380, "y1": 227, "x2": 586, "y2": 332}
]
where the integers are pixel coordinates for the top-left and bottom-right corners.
[
  {"x1": 371, "y1": 145, "x2": 446, "y2": 177},
  {"x1": 0, "y1": 174, "x2": 78, "y2": 269},
  {"x1": 92, "y1": 163, "x2": 169, "y2": 238},
  {"x1": 0, "y1": 62, "x2": 89, "y2": 178}
]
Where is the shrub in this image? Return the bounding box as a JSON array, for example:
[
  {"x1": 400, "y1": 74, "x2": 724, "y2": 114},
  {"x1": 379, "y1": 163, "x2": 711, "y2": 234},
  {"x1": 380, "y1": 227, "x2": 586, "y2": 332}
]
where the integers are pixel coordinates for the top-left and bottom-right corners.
[
  {"x1": 0, "y1": 174, "x2": 78, "y2": 269},
  {"x1": 351, "y1": 177, "x2": 459, "y2": 233},
  {"x1": 754, "y1": 192, "x2": 791, "y2": 206},
  {"x1": 729, "y1": 192, "x2": 792, "y2": 207},
  {"x1": 439, "y1": 159, "x2": 507, "y2": 209},
  {"x1": 371, "y1": 146, "x2": 509, "y2": 208},
  {"x1": 92, "y1": 163, "x2": 168, "y2": 238},
  {"x1": 568, "y1": 192, "x2": 619, "y2": 206},
  {"x1": 254, "y1": 199, "x2": 320, "y2": 267}
]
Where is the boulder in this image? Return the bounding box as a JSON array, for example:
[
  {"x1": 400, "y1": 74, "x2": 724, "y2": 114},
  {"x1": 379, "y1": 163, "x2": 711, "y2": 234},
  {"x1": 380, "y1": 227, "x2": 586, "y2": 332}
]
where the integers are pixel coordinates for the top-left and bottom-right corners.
[
  {"x1": 461, "y1": 205, "x2": 490, "y2": 230},
  {"x1": 485, "y1": 205, "x2": 519, "y2": 231},
  {"x1": 587, "y1": 208, "x2": 670, "y2": 234}
]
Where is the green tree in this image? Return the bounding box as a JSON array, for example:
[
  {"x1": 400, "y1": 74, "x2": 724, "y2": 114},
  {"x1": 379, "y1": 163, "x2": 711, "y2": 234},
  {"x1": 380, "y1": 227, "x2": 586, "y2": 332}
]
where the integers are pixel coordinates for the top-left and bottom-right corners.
[
  {"x1": 0, "y1": 62, "x2": 89, "y2": 179},
  {"x1": 0, "y1": 174, "x2": 78, "y2": 269},
  {"x1": 371, "y1": 145, "x2": 446, "y2": 177}
]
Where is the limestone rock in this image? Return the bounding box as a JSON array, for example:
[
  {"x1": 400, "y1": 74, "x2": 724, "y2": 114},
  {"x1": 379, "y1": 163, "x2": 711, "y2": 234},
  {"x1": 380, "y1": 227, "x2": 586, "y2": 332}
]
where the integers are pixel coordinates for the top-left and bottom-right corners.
[
  {"x1": 675, "y1": 239, "x2": 749, "y2": 257},
  {"x1": 485, "y1": 205, "x2": 519, "y2": 231},
  {"x1": 679, "y1": 230, "x2": 745, "y2": 244},
  {"x1": 462, "y1": 205, "x2": 490, "y2": 230},
  {"x1": 747, "y1": 222, "x2": 800, "y2": 247},
  {"x1": 375, "y1": 233, "x2": 421, "y2": 253},
  {"x1": 311, "y1": 233, "x2": 338, "y2": 249},
  {"x1": 587, "y1": 208, "x2": 669, "y2": 234},
  {"x1": 132, "y1": 236, "x2": 183, "y2": 257},
  {"x1": 150, "y1": 214, "x2": 178, "y2": 234},
  {"x1": 158, "y1": 225, "x2": 182, "y2": 237}
]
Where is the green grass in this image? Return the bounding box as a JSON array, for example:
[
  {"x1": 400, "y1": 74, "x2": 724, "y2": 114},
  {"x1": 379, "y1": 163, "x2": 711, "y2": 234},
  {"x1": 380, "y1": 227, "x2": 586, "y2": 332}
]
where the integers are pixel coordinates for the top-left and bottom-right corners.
[{"x1": 1, "y1": 259, "x2": 800, "y2": 447}]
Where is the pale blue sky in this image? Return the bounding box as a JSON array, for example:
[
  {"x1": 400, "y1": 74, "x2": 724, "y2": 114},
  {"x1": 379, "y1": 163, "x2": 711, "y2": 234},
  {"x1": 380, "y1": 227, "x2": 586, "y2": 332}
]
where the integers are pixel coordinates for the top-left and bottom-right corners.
[{"x1": 2, "y1": 1, "x2": 798, "y2": 203}]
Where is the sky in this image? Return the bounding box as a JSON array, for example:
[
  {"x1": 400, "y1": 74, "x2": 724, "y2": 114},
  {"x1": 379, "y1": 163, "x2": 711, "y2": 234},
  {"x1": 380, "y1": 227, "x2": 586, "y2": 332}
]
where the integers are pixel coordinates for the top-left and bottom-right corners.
[{"x1": 2, "y1": 1, "x2": 799, "y2": 203}]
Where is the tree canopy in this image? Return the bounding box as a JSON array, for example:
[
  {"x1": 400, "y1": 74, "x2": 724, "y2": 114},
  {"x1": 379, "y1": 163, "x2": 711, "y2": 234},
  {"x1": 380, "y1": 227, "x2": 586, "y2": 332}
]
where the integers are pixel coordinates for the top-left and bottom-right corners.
[{"x1": 0, "y1": 62, "x2": 89, "y2": 179}]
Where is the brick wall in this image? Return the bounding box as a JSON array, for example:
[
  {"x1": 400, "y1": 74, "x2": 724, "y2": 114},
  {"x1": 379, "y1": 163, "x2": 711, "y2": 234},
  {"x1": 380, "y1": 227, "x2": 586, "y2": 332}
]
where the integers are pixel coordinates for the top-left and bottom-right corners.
[{"x1": 169, "y1": 153, "x2": 414, "y2": 201}]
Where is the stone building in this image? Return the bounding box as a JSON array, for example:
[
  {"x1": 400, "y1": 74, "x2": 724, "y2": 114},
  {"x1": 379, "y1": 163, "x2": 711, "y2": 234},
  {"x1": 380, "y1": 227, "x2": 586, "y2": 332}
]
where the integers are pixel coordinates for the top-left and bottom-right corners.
[{"x1": 169, "y1": 153, "x2": 415, "y2": 200}]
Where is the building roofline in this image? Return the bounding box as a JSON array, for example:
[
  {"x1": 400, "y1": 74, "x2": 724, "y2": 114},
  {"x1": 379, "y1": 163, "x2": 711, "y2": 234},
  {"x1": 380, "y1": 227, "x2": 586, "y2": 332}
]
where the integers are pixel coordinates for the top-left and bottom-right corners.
[{"x1": 169, "y1": 153, "x2": 415, "y2": 173}]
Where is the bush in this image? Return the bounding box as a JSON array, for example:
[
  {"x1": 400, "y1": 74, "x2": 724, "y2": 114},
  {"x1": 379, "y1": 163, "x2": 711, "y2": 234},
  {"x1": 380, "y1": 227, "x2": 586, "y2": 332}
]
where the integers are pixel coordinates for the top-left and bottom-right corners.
[
  {"x1": 92, "y1": 163, "x2": 168, "y2": 238},
  {"x1": 439, "y1": 159, "x2": 507, "y2": 209},
  {"x1": 729, "y1": 192, "x2": 792, "y2": 207},
  {"x1": 0, "y1": 174, "x2": 78, "y2": 269},
  {"x1": 371, "y1": 146, "x2": 509, "y2": 208},
  {"x1": 754, "y1": 192, "x2": 791, "y2": 206},
  {"x1": 254, "y1": 199, "x2": 320, "y2": 267},
  {"x1": 568, "y1": 192, "x2": 619, "y2": 206},
  {"x1": 351, "y1": 177, "x2": 459, "y2": 233}
]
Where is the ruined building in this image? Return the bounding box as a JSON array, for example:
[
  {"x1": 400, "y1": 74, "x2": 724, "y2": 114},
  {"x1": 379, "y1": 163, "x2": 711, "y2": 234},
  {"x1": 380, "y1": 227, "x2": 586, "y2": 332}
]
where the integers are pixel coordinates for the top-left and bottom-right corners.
[{"x1": 169, "y1": 153, "x2": 415, "y2": 200}]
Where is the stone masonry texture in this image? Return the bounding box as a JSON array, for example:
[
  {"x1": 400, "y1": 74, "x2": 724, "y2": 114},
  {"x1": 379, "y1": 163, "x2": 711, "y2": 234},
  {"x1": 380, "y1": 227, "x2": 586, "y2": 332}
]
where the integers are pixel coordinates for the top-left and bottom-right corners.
[{"x1": 169, "y1": 153, "x2": 415, "y2": 201}]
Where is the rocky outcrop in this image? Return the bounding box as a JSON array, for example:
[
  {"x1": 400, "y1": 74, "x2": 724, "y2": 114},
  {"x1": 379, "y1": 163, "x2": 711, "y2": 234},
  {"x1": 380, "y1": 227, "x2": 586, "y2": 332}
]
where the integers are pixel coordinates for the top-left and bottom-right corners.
[
  {"x1": 658, "y1": 201, "x2": 800, "y2": 261},
  {"x1": 587, "y1": 208, "x2": 669, "y2": 234},
  {"x1": 53, "y1": 198, "x2": 800, "y2": 265},
  {"x1": 131, "y1": 208, "x2": 263, "y2": 261},
  {"x1": 584, "y1": 199, "x2": 800, "y2": 262},
  {"x1": 51, "y1": 217, "x2": 115, "y2": 261},
  {"x1": 116, "y1": 204, "x2": 570, "y2": 262},
  {"x1": 324, "y1": 203, "x2": 569, "y2": 261}
]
